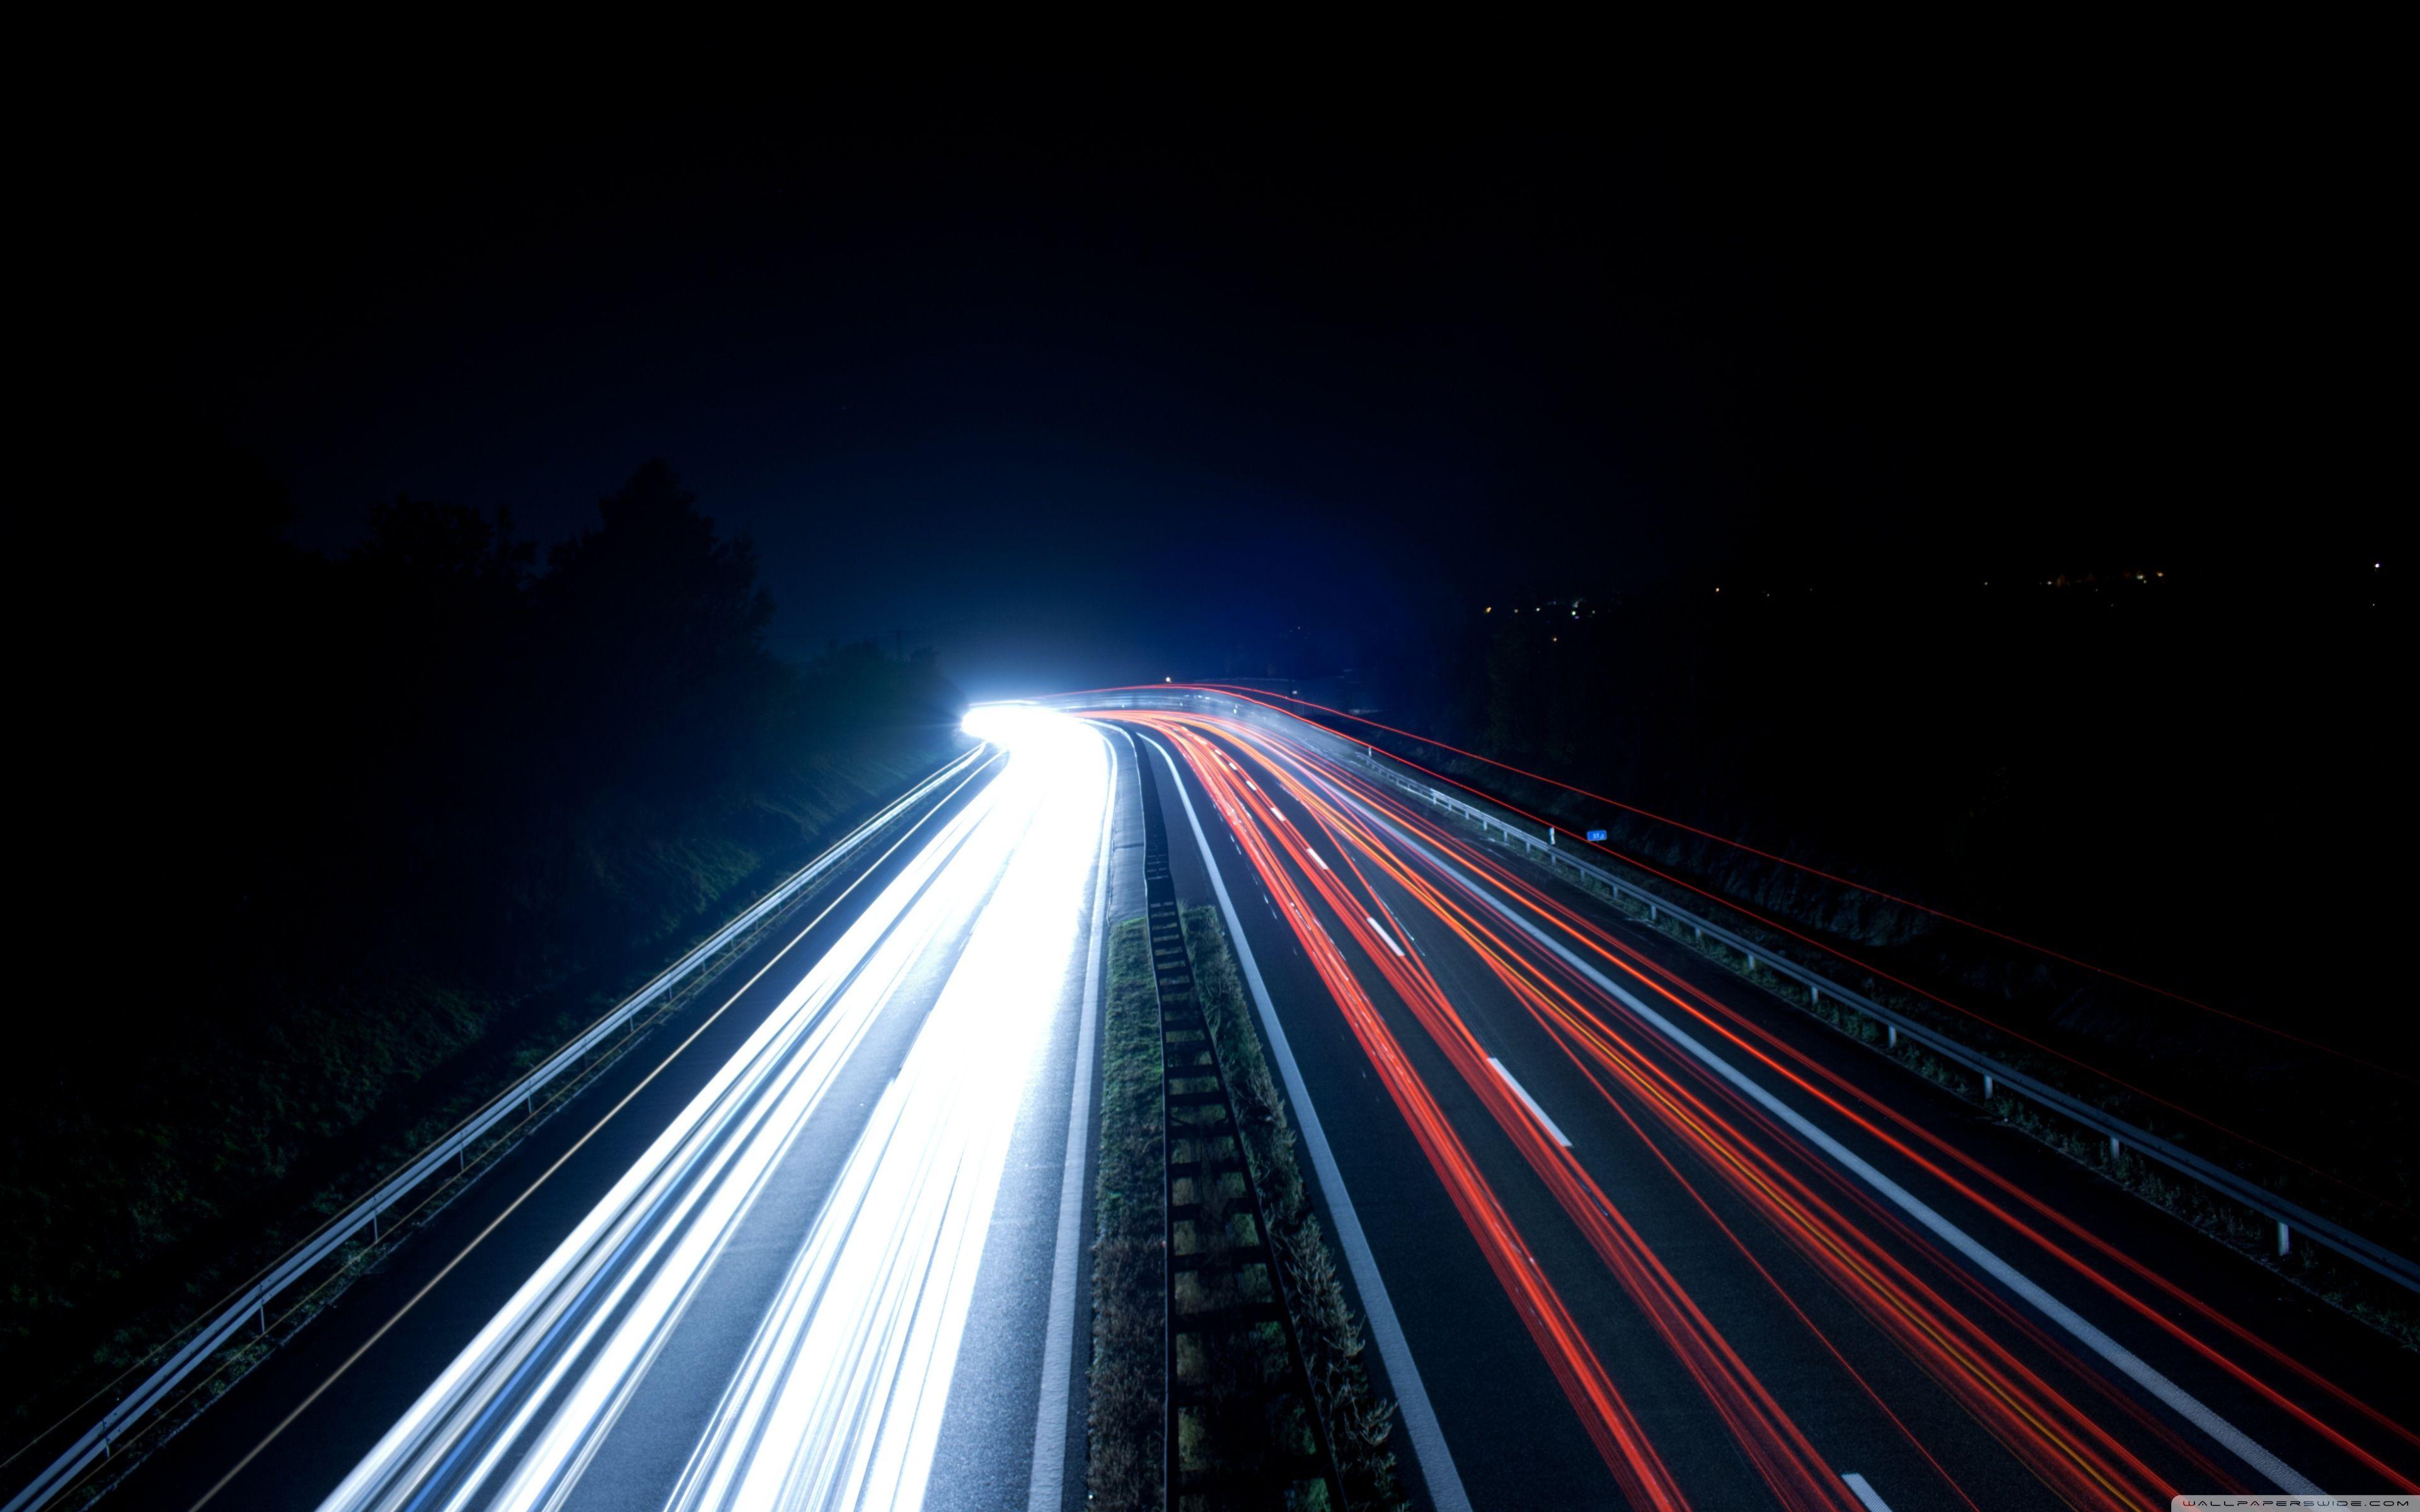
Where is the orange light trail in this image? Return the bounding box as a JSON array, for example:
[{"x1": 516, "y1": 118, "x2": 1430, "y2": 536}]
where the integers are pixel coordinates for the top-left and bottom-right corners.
[
  {"x1": 1170, "y1": 680, "x2": 2411, "y2": 1080},
  {"x1": 1093, "y1": 706, "x2": 2419, "y2": 1509},
  {"x1": 1119, "y1": 714, "x2": 1858, "y2": 1512},
  {"x1": 1122, "y1": 719, "x2": 1696, "y2": 1509},
  {"x1": 1296, "y1": 739, "x2": 2420, "y2": 1491},
  {"x1": 1214, "y1": 716, "x2": 2173, "y2": 1509},
  {"x1": 1082, "y1": 685, "x2": 2418, "y2": 1207}
]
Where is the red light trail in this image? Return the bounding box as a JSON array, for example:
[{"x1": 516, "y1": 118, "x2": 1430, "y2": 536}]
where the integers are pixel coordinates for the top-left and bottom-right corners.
[
  {"x1": 1177, "y1": 680, "x2": 2404, "y2": 1078},
  {"x1": 1091, "y1": 705, "x2": 2417, "y2": 1511},
  {"x1": 1081, "y1": 684, "x2": 2414, "y2": 1212}
]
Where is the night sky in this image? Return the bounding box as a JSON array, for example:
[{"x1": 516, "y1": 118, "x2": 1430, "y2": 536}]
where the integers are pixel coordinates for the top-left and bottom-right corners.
[{"x1": 42, "y1": 61, "x2": 2397, "y2": 698}]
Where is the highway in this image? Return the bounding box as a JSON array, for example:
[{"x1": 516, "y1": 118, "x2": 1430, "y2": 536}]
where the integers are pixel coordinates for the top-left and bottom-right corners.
[
  {"x1": 95, "y1": 709, "x2": 1115, "y2": 1512},
  {"x1": 60, "y1": 699, "x2": 2417, "y2": 1512},
  {"x1": 1094, "y1": 704, "x2": 2419, "y2": 1511}
]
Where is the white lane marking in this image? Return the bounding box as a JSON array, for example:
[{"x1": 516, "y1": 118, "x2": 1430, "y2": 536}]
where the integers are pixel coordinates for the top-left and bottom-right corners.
[
  {"x1": 1139, "y1": 735, "x2": 1472, "y2": 1512},
  {"x1": 1840, "y1": 1472, "x2": 1893, "y2": 1512},
  {"x1": 1365, "y1": 917, "x2": 1406, "y2": 958},
  {"x1": 1305, "y1": 847, "x2": 1330, "y2": 871},
  {"x1": 1331, "y1": 789, "x2": 2320, "y2": 1497},
  {"x1": 1027, "y1": 728, "x2": 1119, "y2": 1512},
  {"x1": 1487, "y1": 1058, "x2": 1572, "y2": 1148}
]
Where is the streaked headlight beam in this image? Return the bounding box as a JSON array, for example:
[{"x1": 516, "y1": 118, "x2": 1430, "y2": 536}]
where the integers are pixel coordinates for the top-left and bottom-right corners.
[{"x1": 315, "y1": 709, "x2": 1109, "y2": 1512}]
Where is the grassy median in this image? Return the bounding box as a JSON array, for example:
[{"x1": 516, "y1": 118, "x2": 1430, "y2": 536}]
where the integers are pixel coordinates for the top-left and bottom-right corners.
[
  {"x1": 1087, "y1": 915, "x2": 1163, "y2": 1509},
  {"x1": 1181, "y1": 905, "x2": 1406, "y2": 1512}
]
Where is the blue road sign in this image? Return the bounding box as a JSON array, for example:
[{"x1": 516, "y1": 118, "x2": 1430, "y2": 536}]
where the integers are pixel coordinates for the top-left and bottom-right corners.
[{"x1": 1585, "y1": 828, "x2": 1608, "y2": 842}]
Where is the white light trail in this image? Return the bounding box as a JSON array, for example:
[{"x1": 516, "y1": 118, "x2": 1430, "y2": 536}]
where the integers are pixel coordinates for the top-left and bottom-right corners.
[
  {"x1": 316, "y1": 709, "x2": 1109, "y2": 1512},
  {"x1": 668, "y1": 713, "x2": 1104, "y2": 1512}
]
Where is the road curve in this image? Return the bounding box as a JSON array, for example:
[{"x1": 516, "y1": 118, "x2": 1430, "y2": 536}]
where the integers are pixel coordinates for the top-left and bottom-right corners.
[
  {"x1": 1098, "y1": 706, "x2": 2417, "y2": 1511},
  {"x1": 98, "y1": 716, "x2": 1115, "y2": 1512},
  {"x1": 66, "y1": 700, "x2": 2419, "y2": 1512}
]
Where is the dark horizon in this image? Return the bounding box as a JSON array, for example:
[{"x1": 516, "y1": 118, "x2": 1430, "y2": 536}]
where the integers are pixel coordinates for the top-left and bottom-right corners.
[
  {"x1": 40, "y1": 66, "x2": 2399, "y2": 701},
  {"x1": 9, "y1": 45, "x2": 2416, "y2": 1512}
]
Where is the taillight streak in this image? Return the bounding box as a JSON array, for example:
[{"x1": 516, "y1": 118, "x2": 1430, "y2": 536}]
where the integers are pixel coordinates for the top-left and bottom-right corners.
[
  {"x1": 1119, "y1": 716, "x2": 1696, "y2": 1511},
  {"x1": 1132, "y1": 716, "x2": 1874, "y2": 1512}
]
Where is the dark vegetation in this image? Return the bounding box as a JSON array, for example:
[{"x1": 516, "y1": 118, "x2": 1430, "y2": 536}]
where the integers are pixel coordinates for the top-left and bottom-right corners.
[
  {"x1": 1364, "y1": 571, "x2": 2398, "y2": 1042},
  {"x1": 1089, "y1": 915, "x2": 1163, "y2": 1509},
  {"x1": 1161, "y1": 906, "x2": 1328, "y2": 1510},
  {"x1": 1088, "y1": 908, "x2": 1405, "y2": 1512},
  {"x1": 1328, "y1": 573, "x2": 2414, "y2": 1247},
  {"x1": 1182, "y1": 907, "x2": 1403, "y2": 1511},
  {"x1": 5, "y1": 449, "x2": 962, "y2": 1442}
]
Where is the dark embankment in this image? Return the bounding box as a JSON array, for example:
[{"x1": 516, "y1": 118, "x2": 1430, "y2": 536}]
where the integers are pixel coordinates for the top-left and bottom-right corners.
[
  {"x1": 4, "y1": 452, "x2": 964, "y2": 1446},
  {"x1": 1088, "y1": 915, "x2": 1162, "y2": 1509},
  {"x1": 1327, "y1": 569, "x2": 2411, "y2": 1245}
]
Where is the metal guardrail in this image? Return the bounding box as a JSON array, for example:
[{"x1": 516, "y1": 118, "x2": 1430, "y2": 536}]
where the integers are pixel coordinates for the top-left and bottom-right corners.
[
  {"x1": 3, "y1": 745, "x2": 991, "y2": 1512},
  {"x1": 1059, "y1": 690, "x2": 2420, "y2": 1298}
]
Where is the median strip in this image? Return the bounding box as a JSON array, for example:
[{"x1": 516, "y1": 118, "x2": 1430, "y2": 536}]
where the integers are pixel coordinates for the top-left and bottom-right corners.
[
  {"x1": 1182, "y1": 903, "x2": 1409, "y2": 1511},
  {"x1": 1085, "y1": 915, "x2": 1164, "y2": 1509},
  {"x1": 1138, "y1": 731, "x2": 1468, "y2": 1512}
]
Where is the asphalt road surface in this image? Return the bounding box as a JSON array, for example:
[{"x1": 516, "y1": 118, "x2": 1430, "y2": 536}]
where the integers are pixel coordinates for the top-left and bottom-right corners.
[
  {"x1": 1102, "y1": 706, "x2": 2417, "y2": 1512},
  {"x1": 99, "y1": 713, "x2": 1115, "y2": 1512},
  {"x1": 65, "y1": 702, "x2": 2419, "y2": 1512}
]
